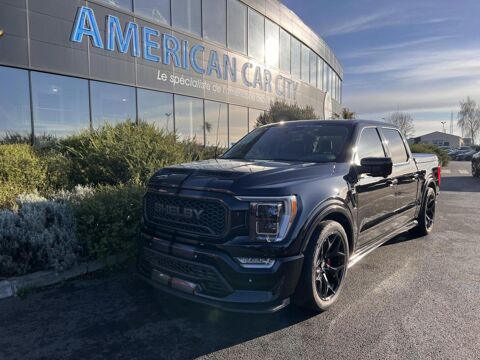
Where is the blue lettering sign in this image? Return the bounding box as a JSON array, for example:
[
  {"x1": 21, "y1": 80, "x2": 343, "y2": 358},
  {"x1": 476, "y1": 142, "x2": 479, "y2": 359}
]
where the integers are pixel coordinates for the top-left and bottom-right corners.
[
  {"x1": 162, "y1": 34, "x2": 181, "y2": 67},
  {"x1": 71, "y1": 6, "x2": 103, "y2": 48},
  {"x1": 106, "y1": 15, "x2": 140, "y2": 57},
  {"x1": 190, "y1": 45, "x2": 205, "y2": 74},
  {"x1": 70, "y1": 6, "x2": 299, "y2": 101},
  {"x1": 143, "y1": 27, "x2": 160, "y2": 62},
  {"x1": 223, "y1": 55, "x2": 236, "y2": 82},
  {"x1": 207, "y1": 50, "x2": 222, "y2": 79}
]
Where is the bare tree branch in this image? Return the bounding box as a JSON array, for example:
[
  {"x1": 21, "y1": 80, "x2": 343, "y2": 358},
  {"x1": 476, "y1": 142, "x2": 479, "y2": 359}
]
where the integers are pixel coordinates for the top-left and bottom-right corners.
[{"x1": 385, "y1": 112, "x2": 415, "y2": 138}]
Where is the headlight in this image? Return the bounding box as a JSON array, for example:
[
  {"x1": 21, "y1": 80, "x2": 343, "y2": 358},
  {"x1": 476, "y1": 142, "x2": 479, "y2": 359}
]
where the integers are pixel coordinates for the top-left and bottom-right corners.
[{"x1": 236, "y1": 195, "x2": 298, "y2": 242}]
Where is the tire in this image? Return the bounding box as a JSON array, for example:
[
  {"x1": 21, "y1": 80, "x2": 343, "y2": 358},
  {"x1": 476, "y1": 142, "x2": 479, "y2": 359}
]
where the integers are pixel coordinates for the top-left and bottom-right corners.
[
  {"x1": 412, "y1": 187, "x2": 436, "y2": 236},
  {"x1": 473, "y1": 166, "x2": 479, "y2": 178},
  {"x1": 294, "y1": 220, "x2": 349, "y2": 312}
]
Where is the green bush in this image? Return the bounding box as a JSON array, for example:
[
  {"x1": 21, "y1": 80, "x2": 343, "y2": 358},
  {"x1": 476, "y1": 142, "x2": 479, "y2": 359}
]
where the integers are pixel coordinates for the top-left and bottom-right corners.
[
  {"x1": 72, "y1": 185, "x2": 144, "y2": 260},
  {"x1": 43, "y1": 121, "x2": 211, "y2": 188},
  {"x1": 0, "y1": 144, "x2": 47, "y2": 209},
  {"x1": 410, "y1": 144, "x2": 450, "y2": 166},
  {"x1": 0, "y1": 193, "x2": 79, "y2": 278}
]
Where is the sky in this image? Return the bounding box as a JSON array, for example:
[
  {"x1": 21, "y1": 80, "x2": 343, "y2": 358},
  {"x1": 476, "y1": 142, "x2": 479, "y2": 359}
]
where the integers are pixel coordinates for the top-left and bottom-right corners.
[{"x1": 282, "y1": 0, "x2": 480, "y2": 137}]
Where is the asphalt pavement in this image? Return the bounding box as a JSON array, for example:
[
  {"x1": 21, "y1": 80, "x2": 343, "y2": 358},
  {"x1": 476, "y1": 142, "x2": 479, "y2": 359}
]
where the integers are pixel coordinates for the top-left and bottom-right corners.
[{"x1": 1, "y1": 161, "x2": 479, "y2": 360}]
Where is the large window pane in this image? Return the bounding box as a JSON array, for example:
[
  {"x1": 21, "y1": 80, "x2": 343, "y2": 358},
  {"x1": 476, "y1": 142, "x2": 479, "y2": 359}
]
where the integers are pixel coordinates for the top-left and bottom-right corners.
[
  {"x1": 91, "y1": 82, "x2": 136, "y2": 127},
  {"x1": 205, "y1": 100, "x2": 228, "y2": 148},
  {"x1": 227, "y1": 0, "x2": 247, "y2": 54},
  {"x1": 134, "y1": 0, "x2": 170, "y2": 25},
  {"x1": 229, "y1": 105, "x2": 247, "y2": 147},
  {"x1": 174, "y1": 95, "x2": 204, "y2": 145},
  {"x1": 98, "y1": 0, "x2": 132, "y2": 11},
  {"x1": 265, "y1": 19, "x2": 279, "y2": 68},
  {"x1": 301, "y1": 45, "x2": 310, "y2": 82},
  {"x1": 203, "y1": 0, "x2": 226, "y2": 46},
  {"x1": 138, "y1": 89, "x2": 174, "y2": 132},
  {"x1": 309, "y1": 51, "x2": 317, "y2": 87},
  {"x1": 248, "y1": 9, "x2": 264, "y2": 62},
  {"x1": 317, "y1": 58, "x2": 324, "y2": 90},
  {"x1": 248, "y1": 108, "x2": 264, "y2": 132},
  {"x1": 31, "y1": 72, "x2": 89, "y2": 137},
  {"x1": 172, "y1": 0, "x2": 201, "y2": 36},
  {"x1": 279, "y1": 29, "x2": 290, "y2": 74},
  {"x1": 324, "y1": 65, "x2": 330, "y2": 93},
  {"x1": 291, "y1": 37, "x2": 301, "y2": 79},
  {"x1": 0, "y1": 67, "x2": 31, "y2": 139}
]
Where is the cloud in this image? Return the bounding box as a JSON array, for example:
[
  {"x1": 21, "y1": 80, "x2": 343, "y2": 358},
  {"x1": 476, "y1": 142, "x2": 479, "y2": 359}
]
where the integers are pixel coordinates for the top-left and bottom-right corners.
[
  {"x1": 323, "y1": 11, "x2": 395, "y2": 36},
  {"x1": 324, "y1": 9, "x2": 453, "y2": 37},
  {"x1": 343, "y1": 36, "x2": 456, "y2": 59}
]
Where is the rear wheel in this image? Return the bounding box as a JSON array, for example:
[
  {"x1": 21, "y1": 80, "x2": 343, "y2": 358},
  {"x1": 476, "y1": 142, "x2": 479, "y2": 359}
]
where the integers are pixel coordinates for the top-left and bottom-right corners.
[
  {"x1": 294, "y1": 221, "x2": 349, "y2": 312},
  {"x1": 412, "y1": 187, "x2": 436, "y2": 236},
  {"x1": 473, "y1": 166, "x2": 479, "y2": 177}
]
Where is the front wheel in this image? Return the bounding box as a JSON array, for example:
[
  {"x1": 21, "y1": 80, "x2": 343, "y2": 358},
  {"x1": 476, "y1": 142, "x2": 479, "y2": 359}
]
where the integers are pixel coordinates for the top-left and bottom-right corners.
[
  {"x1": 412, "y1": 187, "x2": 436, "y2": 236},
  {"x1": 294, "y1": 221, "x2": 349, "y2": 312}
]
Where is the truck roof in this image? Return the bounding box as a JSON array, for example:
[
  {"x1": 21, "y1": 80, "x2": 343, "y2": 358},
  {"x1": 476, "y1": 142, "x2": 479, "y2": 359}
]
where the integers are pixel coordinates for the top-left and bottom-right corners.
[{"x1": 263, "y1": 119, "x2": 397, "y2": 129}]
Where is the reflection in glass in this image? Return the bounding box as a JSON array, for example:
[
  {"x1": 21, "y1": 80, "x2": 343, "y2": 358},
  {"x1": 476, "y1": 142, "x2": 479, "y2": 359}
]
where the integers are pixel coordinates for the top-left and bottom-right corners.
[
  {"x1": 205, "y1": 100, "x2": 228, "y2": 148},
  {"x1": 279, "y1": 29, "x2": 290, "y2": 74},
  {"x1": 309, "y1": 52, "x2": 317, "y2": 87},
  {"x1": 172, "y1": 0, "x2": 201, "y2": 36},
  {"x1": 134, "y1": 0, "x2": 170, "y2": 25},
  {"x1": 98, "y1": 0, "x2": 132, "y2": 11},
  {"x1": 227, "y1": 0, "x2": 247, "y2": 54},
  {"x1": 229, "y1": 105, "x2": 248, "y2": 147},
  {"x1": 324, "y1": 65, "x2": 330, "y2": 93},
  {"x1": 265, "y1": 19, "x2": 279, "y2": 68},
  {"x1": 0, "y1": 67, "x2": 31, "y2": 139},
  {"x1": 248, "y1": 8, "x2": 264, "y2": 62},
  {"x1": 291, "y1": 37, "x2": 301, "y2": 79},
  {"x1": 248, "y1": 108, "x2": 264, "y2": 132},
  {"x1": 91, "y1": 81, "x2": 136, "y2": 127},
  {"x1": 301, "y1": 45, "x2": 310, "y2": 82},
  {"x1": 317, "y1": 58, "x2": 324, "y2": 91},
  {"x1": 203, "y1": 0, "x2": 226, "y2": 46},
  {"x1": 31, "y1": 72, "x2": 89, "y2": 137},
  {"x1": 138, "y1": 89, "x2": 174, "y2": 132},
  {"x1": 174, "y1": 95, "x2": 204, "y2": 145}
]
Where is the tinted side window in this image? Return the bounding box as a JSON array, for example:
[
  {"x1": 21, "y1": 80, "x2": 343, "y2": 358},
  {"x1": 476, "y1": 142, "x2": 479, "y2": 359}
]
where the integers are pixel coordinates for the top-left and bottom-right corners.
[
  {"x1": 383, "y1": 128, "x2": 409, "y2": 163},
  {"x1": 357, "y1": 128, "x2": 385, "y2": 161}
]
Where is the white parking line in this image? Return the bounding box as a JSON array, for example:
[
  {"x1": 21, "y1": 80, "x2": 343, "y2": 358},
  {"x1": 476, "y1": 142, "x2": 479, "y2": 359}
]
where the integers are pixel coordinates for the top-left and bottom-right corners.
[
  {"x1": 442, "y1": 169, "x2": 451, "y2": 174},
  {"x1": 459, "y1": 170, "x2": 470, "y2": 175}
]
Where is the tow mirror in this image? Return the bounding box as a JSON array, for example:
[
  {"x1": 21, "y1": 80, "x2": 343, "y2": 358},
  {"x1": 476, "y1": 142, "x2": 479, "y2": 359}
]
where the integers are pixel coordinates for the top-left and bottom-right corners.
[{"x1": 358, "y1": 157, "x2": 393, "y2": 178}]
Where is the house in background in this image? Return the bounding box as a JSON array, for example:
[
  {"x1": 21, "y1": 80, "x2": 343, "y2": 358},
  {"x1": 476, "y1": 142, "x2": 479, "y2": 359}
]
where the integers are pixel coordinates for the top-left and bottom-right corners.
[{"x1": 408, "y1": 131, "x2": 472, "y2": 148}]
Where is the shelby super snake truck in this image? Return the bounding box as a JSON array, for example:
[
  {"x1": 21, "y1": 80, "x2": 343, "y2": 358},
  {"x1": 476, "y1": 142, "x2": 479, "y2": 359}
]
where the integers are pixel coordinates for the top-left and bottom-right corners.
[{"x1": 137, "y1": 120, "x2": 440, "y2": 313}]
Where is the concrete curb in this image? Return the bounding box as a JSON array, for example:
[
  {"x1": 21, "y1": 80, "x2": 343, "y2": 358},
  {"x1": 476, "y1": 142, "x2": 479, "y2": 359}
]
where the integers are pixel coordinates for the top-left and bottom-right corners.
[{"x1": 0, "y1": 254, "x2": 129, "y2": 300}]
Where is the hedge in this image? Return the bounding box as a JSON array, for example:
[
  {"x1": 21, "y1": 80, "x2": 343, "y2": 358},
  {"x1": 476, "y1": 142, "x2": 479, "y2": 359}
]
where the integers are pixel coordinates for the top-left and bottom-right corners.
[{"x1": 410, "y1": 144, "x2": 450, "y2": 166}]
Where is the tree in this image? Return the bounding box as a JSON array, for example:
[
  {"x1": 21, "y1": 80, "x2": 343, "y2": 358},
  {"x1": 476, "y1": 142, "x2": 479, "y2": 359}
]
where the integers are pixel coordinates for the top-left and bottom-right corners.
[
  {"x1": 256, "y1": 100, "x2": 318, "y2": 127},
  {"x1": 385, "y1": 112, "x2": 415, "y2": 138},
  {"x1": 457, "y1": 97, "x2": 480, "y2": 144},
  {"x1": 340, "y1": 108, "x2": 356, "y2": 119}
]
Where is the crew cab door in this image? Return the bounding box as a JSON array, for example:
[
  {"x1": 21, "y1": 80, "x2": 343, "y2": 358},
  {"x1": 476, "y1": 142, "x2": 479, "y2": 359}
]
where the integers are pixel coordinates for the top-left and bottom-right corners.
[
  {"x1": 354, "y1": 127, "x2": 397, "y2": 247},
  {"x1": 380, "y1": 128, "x2": 419, "y2": 227}
]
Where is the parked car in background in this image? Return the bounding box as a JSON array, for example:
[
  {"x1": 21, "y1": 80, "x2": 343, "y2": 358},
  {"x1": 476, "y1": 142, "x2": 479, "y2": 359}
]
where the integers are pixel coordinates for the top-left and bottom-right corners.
[
  {"x1": 456, "y1": 150, "x2": 477, "y2": 161},
  {"x1": 472, "y1": 151, "x2": 480, "y2": 177}
]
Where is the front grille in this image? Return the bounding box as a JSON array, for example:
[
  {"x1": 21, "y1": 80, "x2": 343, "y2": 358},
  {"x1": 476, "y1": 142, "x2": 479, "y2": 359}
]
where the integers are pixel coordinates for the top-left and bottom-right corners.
[
  {"x1": 145, "y1": 193, "x2": 227, "y2": 237},
  {"x1": 142, "y1": 249, "x2": 232, "y2": 297}
]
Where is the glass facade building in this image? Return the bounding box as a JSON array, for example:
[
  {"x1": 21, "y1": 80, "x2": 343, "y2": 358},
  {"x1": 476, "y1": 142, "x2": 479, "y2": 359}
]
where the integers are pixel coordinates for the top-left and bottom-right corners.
[{"x1": 0, "y1": 0, "x2": 343, "y2": 143}]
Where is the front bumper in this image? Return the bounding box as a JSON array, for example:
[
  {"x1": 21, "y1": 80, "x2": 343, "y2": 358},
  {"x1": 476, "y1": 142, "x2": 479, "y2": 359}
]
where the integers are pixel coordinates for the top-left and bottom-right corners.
[{"x1": 137, "y1": 232, "x2": 304, "y2": 313}]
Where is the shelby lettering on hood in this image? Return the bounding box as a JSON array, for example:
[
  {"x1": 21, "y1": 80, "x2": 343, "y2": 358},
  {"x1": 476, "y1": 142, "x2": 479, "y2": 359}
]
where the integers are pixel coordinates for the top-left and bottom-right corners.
[{"x1": 70, "y1": 6, "x2": 298, "y2": 100}]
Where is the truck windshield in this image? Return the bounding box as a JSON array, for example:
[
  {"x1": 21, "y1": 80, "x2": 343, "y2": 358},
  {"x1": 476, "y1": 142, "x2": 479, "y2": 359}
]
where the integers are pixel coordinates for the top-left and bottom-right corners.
[{"x1": 222, "y1": 124, "x2": 351, "y2": 163}]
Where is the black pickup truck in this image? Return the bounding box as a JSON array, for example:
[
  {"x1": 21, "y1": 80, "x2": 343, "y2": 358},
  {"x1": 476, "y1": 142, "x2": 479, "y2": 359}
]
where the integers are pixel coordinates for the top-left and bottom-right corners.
[{"x1": 137, "y1": 120, "x2": 440, "y2": 313}]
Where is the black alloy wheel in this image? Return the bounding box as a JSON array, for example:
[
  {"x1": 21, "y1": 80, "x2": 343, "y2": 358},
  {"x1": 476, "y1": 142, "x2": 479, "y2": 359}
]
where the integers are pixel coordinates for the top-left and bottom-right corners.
[
  {"x1": 412, "y1": 187, "x2": 436, "y2": 236},
  {"x1": 425, "y1": 191, "x2": 436, "y2": 231},
  {"x1": 295, "y1": 220, "x2": 349, "y2": 312},
  {"x1": 314, "y1": 233, "x2": 347, "y2": 301}
]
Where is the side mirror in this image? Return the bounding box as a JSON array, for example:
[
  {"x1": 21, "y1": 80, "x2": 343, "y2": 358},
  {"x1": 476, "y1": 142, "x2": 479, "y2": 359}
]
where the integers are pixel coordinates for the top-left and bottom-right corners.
[{"x1": 358, "y1": 157, "x2": 393, "y2": 178}]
